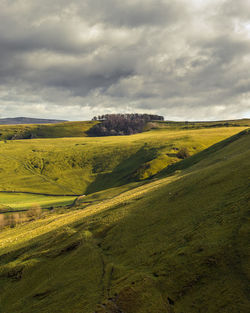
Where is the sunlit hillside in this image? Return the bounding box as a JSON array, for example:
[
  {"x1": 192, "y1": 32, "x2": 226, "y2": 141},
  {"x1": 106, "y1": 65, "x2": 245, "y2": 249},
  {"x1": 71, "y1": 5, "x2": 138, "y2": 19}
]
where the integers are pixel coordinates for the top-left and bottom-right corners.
[
  {"x1": 0, "y1": 129, "x2": 249, "y2": 313},
  {"x1": 0, "y1": 126, "x2": 247, "y2": 199}
]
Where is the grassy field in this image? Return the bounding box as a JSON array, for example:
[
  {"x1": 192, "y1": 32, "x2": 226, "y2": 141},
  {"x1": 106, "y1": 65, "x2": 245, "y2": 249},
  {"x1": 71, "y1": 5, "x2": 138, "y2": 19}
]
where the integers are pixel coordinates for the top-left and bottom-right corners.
[
  {"x1": 0, "y1": 121, "x2": 97, "y2": 140},
  {"x1": 0, "y1": 129, "x2": 249, "y2": 312},
  {"x1": 0, "y1": 193, "x2": 76, "y2": 211},
  {"x1": 0, "y1": 127, "x2": 247, "y2": 200},
  {"x1": 147, "y1": 118, "x2": 250, "y2": 130}
]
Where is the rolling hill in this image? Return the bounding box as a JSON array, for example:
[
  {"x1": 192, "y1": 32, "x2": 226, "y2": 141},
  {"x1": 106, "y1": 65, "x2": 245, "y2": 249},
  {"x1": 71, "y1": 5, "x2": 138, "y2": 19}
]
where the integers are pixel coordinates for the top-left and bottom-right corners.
[
  {"x1": 148, "y1": 118, "x2": 250, "y2": 129},
  {"x1": 0, "y1": 127, "x2": 247, "y2": 198},
  {"x1": 0, "y1": 128, "x2": 249, "y2": 312},
  {"x1": 0, "y1": 121, "x2": 97, "y2": 140},
  {"x1": 0, "y1": 118, "x2": 249, "y2": 141}
]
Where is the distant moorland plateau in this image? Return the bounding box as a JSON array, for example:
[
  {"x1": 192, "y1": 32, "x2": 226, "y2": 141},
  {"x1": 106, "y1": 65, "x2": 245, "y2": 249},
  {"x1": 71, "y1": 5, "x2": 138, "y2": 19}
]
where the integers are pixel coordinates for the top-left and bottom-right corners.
[{"x1": 0, "y1": 117, "x2": 67, "y2": 125}]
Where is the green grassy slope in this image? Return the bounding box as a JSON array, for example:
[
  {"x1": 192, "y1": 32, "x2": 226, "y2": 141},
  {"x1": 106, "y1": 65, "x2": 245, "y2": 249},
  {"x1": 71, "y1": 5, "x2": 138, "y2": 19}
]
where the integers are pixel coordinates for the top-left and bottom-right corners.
[
  {"x1": 0, "y1": 129, "x2": 249, "y2": 313},
  {"x1": 147, "y1": 118, "x2": 250, "y2": 130},
  {"x1": 0, "y1": 127, "x2": 247, "y2": 199},
  {"x1": 0, "y1": 193, "x2": 76, "y2": 211},
  {"x1": 0, "y1": 121, "x2": 97, "y2": 140}
]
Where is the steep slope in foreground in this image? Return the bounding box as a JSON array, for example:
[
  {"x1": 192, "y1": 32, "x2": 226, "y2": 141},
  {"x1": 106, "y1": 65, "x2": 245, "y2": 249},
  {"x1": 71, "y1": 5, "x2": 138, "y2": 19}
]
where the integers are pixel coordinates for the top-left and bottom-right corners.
[{"x1": 0, "y1": 130, "x2": 249, "y2": 313}]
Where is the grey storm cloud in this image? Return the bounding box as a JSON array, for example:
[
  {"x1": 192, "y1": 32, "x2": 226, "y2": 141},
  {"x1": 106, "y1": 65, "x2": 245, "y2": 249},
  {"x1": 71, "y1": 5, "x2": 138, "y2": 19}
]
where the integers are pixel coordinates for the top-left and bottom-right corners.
[
  {"x1": 0, "y1": 0, "x2": 249, "y2": 120},
  {"x1": 78, "y1": 0, "x2": 186, "y2": 27}
]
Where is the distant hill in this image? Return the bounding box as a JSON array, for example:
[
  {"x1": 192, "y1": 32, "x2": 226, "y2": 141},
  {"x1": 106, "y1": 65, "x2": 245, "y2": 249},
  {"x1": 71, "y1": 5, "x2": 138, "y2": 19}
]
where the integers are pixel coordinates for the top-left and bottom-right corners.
[{"x1": 0, "y1": 117, "x2": 67, "y2": 125}]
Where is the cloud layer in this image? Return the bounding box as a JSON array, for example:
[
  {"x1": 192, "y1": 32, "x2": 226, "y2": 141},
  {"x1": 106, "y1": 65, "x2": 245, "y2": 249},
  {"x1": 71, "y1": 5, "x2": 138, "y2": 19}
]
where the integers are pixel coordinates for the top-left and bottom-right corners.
[{"x1": 0, "y1": 0, "x2": 250, "y2": 120}]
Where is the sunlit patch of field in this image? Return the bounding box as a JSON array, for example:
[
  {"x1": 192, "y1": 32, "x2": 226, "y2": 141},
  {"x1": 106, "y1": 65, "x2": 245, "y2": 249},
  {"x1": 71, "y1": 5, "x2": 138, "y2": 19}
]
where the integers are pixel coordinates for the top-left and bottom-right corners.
[{"x1": 0, "y1": 193, "x2": 76, "y2": 211}]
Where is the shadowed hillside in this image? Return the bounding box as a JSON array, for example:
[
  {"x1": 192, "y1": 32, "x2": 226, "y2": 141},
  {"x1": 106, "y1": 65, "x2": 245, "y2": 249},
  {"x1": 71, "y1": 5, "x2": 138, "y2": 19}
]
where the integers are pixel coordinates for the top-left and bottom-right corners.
[{"x1": 0, "y1": 129, "x2": 249, "y2": 312}]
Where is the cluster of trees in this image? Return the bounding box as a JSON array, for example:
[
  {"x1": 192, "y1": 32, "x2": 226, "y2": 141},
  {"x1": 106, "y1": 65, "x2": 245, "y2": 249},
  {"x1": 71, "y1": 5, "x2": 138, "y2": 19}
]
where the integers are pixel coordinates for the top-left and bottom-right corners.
[
  {"x1": 92, "y1": 113, "x2": 164, "y2": 122},
  {"x1": 89, "y1": 113, "x2": 164, "y2": 136}
]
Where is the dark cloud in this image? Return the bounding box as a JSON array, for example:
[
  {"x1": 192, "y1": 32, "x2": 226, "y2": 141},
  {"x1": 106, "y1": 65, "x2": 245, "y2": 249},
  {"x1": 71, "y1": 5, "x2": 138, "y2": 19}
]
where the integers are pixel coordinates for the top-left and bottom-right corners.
[
  {"x1": 220, "y1": 0, "x2": 250, "y2": 20},
  {"x1": 0, "y1": 0, "x2": 249, "y2": 120},
  {"x1": 78, "y1": 0, "x2": 186, "y2": 27}
]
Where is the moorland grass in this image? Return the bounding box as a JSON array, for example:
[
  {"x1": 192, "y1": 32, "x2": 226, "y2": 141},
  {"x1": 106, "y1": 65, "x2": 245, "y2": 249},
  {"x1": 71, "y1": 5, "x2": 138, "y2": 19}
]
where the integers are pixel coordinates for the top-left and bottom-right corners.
[
  {"x1": 0, "y1": 127, "x2": 247, "y2": 200},
  {"x1": 1, "y1": 118, "x2": 249, "y2": 140},
  {"x1": 147, "y1": 118, "x2": 250, "y2": 130},
  {"x1": 0, "y1": 130, "x2": 249, "y2": 312},
  {"x1": 0, "y1": 121, "x2": 97, "y2": 140},
  {"x1": 0, "y1": 193, "x2": 76, "y2": 211}
]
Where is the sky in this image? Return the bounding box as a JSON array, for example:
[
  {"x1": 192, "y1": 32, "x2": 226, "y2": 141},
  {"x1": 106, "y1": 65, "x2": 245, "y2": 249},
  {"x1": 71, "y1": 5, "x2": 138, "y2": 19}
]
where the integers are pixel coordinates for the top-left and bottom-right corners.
[{"x1": 0, "y1": 0, "x2": 250, "y2": 121}]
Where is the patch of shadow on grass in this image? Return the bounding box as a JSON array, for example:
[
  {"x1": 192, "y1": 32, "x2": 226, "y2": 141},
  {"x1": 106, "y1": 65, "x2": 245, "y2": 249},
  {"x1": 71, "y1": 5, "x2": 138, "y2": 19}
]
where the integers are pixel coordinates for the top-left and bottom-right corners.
[
  {"x1": 86, "y1": 146, "x2": 158, "y2": 194},
  {"x1": 56, "y1": 239, "x2": 82, "y2": 256},
  {"x1": 7, "y1": 266, "x2": 24, "y2": 281},
  {"x1": 33, "y1": 289, "x2": 52, "y2": 300}
]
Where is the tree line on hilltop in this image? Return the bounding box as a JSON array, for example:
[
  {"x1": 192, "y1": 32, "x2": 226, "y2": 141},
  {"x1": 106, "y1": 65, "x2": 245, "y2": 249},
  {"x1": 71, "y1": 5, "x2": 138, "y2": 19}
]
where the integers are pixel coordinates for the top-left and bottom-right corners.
[{"x1": 89, "y1": 113, "x2": 164, "y2": 136}]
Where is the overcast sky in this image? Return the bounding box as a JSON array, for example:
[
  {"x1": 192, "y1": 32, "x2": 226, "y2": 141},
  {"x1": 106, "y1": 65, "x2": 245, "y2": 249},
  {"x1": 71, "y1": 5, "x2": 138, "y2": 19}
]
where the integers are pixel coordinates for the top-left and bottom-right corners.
[{"x1": 0, "y1": 0, "x2": 250, "y2": 121}]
